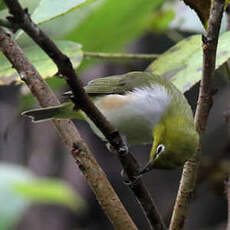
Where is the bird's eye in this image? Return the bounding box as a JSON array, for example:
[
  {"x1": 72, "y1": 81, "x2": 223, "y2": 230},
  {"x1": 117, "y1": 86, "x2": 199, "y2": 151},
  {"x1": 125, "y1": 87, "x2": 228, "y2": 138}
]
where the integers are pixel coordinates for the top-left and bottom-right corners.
[{"x1": 155, "y1": 144, "x2": 165, "y2": 157}]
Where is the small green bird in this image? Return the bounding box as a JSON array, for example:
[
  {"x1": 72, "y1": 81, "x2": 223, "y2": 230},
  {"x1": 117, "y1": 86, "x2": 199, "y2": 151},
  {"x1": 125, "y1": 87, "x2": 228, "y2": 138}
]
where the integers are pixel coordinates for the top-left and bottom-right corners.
[{"x1": 22, "y1": 71, "x2": 198, "y2": 173}]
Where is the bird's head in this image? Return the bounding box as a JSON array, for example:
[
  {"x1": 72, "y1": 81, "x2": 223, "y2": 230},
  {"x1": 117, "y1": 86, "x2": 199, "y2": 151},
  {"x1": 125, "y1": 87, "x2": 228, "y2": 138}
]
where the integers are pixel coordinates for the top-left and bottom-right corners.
[{"x1": 139, "y1": 116, "x2": 199, "y2": 174}]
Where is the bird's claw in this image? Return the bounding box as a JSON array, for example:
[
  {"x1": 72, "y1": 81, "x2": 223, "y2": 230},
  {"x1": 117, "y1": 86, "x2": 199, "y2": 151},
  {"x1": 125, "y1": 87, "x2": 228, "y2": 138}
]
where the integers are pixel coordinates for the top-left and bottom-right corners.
[
  {"x1": 105, "y1": 141, "x2": 128, "y2": 155},
  {"x1": 105, "y1": 142, "x2": 117, "y2": 155},
  {"x1": 120, "y1": 169, "x2": 126, "y2": 178},
  {"x1": 62, "y1": 91, "x2": 74, "y2": 99},
  {"x1": 123, "y1": 178, "x2": 132, "y2": 186},
  {"x1": 122, "y1": 174, "x2": 140, "y2": 186}
]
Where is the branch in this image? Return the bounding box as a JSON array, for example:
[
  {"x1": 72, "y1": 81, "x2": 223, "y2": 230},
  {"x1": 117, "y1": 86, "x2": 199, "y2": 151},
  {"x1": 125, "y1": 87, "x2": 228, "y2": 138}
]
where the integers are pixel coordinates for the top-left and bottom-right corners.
[
  {"x1": 169, "y1": 1, "x2": 225, "y2": 230},
  {"x1": 3, "y1": 1, "x2": 167, "y2": 229},
  {"x1": 226, "y1": 3, "x2": 230, "y2": 31},
  {"x1": 0, "y1": 27, "x2": 138, "y2": 230},
  {"x1": 5, "y1": 0, "x2": 127, "y2": 160},
  {"x1": 84, "y1": 51, "x2": 159, "y2": 60}
]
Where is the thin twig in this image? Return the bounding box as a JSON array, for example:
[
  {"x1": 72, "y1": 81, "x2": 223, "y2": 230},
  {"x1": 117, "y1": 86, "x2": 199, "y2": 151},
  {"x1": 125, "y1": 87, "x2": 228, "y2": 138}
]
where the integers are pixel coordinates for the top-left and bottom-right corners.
[
  {"x1": 84, "y1": 51, "x2": 159, "y2": 60},
  {"x1": 0, "y1": 27, "x2": 138, "y2": 230},
  {"x1": 5, "y1": 0, "x2": 127, "y2": 159},
  {"x1": 3, "y1": 1, "x2": 167, "y2": 229},
  {"x1": 169, "y1": 1, "x2": 225, "y2": 230},
  {"x1": 226, "y1": 3, "x2": 230, "y2": 30}
]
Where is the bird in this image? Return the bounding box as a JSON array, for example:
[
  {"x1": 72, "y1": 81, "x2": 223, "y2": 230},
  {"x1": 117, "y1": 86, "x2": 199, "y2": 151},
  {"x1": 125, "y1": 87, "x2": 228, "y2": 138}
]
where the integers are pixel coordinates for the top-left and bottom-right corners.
[{"x1": 22, "y1": 71, "x2": 199, "y2": 174}]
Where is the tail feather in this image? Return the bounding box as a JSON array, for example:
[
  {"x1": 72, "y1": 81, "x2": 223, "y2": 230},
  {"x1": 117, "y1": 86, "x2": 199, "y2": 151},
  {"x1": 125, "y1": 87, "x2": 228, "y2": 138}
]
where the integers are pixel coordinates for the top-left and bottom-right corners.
[{"x1": 22, "y1": 102, "x2": 84, "y2": 122}]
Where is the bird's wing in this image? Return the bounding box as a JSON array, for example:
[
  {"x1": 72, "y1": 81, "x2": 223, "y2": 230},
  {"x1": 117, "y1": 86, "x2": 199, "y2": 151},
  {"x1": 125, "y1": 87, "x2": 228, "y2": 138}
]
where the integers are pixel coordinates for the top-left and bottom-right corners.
[
  {"x1": 22, "y1": 102, "x2": 85, "y2": 122},
  {"x1": 84, "y1": 71, "x2": 159, "y2": 95}
]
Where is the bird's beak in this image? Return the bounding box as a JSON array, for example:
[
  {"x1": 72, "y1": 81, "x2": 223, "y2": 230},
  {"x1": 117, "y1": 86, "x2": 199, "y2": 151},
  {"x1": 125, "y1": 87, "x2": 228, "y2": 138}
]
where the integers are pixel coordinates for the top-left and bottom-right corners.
[{"x1": 138, "y1": 160, "x2": 154, "y2": 176}]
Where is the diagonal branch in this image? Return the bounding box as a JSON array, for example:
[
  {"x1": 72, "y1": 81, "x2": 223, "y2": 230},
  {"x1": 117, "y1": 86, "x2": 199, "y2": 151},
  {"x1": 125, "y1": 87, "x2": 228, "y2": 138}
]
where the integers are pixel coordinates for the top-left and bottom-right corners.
[
  {"x1": 2, "y1": 0, "x2": 167, "y2": 229},
  {"x1": 0, "y1": 27, "x2": 137, "y2": 230},
  {"x1": 169, "y1": 1, "x2": 225, "y2": 230}
]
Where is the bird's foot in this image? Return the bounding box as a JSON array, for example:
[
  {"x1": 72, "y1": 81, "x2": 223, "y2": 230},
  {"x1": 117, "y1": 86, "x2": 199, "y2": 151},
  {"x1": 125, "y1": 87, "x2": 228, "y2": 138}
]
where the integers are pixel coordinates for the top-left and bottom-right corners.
[
  {"x1": 105, "y1": 135, "x2": 128, "y2": 155},
  {"x1": 105, "y1": 142, "x2": 118, "y2": 156},
  {"x1": 122, "y1": 174, "x2": 141, "y2": 186}
]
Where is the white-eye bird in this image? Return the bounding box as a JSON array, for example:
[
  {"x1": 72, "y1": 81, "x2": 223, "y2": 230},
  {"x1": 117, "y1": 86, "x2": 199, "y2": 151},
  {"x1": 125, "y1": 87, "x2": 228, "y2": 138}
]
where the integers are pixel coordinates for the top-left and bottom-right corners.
[{"x1": 22, "y1": 71, "x2": 198, "y2": 172}]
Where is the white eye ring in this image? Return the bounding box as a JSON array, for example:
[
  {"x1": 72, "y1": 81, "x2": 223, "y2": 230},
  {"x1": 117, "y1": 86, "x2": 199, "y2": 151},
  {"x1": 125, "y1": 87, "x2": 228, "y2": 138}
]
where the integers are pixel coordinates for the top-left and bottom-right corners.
[{"x1": 155, "y1": 144, "x2": 165, "y2": 157}]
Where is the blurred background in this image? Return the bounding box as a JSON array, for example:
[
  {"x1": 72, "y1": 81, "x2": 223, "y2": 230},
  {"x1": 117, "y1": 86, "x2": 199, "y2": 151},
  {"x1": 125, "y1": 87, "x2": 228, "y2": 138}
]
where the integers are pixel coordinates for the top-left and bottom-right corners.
[{"x1": 0, "y1": 0, "x2": 230, "y2": 229}]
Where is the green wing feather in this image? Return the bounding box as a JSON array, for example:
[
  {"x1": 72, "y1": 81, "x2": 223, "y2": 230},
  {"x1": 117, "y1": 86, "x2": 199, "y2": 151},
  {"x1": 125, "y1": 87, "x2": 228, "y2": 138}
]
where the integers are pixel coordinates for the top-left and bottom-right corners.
[
  {"x1": 85, "y1": 71, "x2": 191, "y2": 116},
  {"x1": 22, "y1": 71, "x2": 190, "y2": 122},
  {"x1": 22, "y1": 71, "x2": 157, "y2": 122},
  {"x1": 22, "y1": 102, "x2": 84, "y2": 122},
  {"x1": 85, "y1": 71, "x2": 162, "y2": 95}
]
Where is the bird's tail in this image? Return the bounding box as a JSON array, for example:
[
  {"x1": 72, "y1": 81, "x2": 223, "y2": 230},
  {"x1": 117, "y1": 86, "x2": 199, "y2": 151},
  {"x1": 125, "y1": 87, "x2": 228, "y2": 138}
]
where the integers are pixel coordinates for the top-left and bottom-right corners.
[{"x1": 21, "y1": 102, "x2": 84, "y2": 122}]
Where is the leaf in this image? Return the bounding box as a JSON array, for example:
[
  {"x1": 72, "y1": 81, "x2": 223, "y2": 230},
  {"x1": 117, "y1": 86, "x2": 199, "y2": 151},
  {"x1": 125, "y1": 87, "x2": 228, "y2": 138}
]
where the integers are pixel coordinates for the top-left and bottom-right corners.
[
  {"x1": 146, "y1": 31, "x2": 230, "y2": 93},
  {"x1": 0, "y1": 0, "x2": 6, "y2": 11},
  {"x1": 31, "y1": 0, "x2": 97, "y2": 24},
  {"x1": 65, "y1": 0, "x2": 166, "y2": 52},
  {"x1": 14, "y1": 179, "x2": 85, "y2": 212},
  {"x1": 15, "y1": 0, "x2": 101, "y2": 42},
  {"x1": 148, "y1": 10, "x2": 175, "y2": 33},
  {"x1": 0, "y1": 164, "x2": 32, "y2": 230},
  {"x1": 0, "y1": 40, "x2": 83, "y2": 85},
  {"x1": 0, "y1": 163, "x2": 85, "y2": 230}
]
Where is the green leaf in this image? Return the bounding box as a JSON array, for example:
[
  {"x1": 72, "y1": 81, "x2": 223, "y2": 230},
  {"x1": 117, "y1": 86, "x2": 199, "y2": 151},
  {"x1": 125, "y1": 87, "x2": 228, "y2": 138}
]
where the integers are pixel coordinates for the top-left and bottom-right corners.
[
  {"x1": 16, "y1": 1, "x2": 101, "y2": 43},
  {"x1": 0, "y1": 40, "x2": 83, "y2": 84},
  {"x1": 0, "y1": 163, "x2": 85, "y2": 230},
  {"x1": 148, "y1": 10, "x2": 175, "y2": 33},
  {"x1": 32, "y1": 0, "x2": 97, "y2": 24},
  {"x1": 0, "y1": 164, "x2": 32, "y2": 230},
  {"x1": 147, "y1": 31, "x2": 230, "y2": 93},
  {"x1": 14, "y1": 179, "x2": 85, "y2": 212},
  {"x1": 66, "y1": 0, "x2": 166, "y2": 52},
  {"x1": 0, "y1": 0, "x2": 6, "y2": 11}
]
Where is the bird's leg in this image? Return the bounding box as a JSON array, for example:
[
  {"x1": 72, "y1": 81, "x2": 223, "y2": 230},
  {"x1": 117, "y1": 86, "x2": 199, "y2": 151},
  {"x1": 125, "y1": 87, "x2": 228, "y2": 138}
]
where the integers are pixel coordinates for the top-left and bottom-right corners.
[
  {"x1": 62, "y1": 90, "x2": 73, "y2": 99},
  {"x1": 105, "y1": 141, "x2": 118, "y2": 156},
  {"x1": 104, "y1": 142, "x2": 130, "y2": 180},
  {"x1": 54, "y1": 70, "x2": 63, "y2": 78},
  {"x1": 122, "y1": 175, "x2": 141, "y2": 186},
  {"x1": 105, "y1": 134, "x2": 128, "y2": 155},
  {"x1": 105, "y1": 135, "x2": 131, "y2": 179},
  {"x1": 62, "y1": 91, "x2": 81, "y2": 111}
]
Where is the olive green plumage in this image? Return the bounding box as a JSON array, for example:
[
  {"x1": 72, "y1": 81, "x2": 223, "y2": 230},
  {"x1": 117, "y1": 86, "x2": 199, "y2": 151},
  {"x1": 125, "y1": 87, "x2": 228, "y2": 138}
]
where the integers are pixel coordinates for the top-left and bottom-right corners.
[{"x1": 22, "y1": 71, "x2": 199, "y2": 172}]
